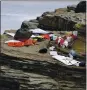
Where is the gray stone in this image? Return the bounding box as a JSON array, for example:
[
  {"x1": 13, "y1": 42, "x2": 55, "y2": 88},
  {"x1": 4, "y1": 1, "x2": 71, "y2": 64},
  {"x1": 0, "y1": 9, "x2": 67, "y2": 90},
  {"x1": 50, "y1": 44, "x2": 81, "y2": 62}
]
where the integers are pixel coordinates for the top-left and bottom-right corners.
[{"x1": 21, "y1": 20, "x2": 39, "y2": 29}]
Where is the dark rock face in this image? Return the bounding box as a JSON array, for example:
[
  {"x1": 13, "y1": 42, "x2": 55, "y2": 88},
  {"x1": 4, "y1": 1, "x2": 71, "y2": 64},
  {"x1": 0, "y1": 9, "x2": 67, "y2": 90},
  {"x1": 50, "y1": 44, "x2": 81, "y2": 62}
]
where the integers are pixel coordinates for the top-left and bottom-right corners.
[
  {"x1": 75, "y1": 1, "x2": 86, "y2": 13},
  {"x1": 14, "y1": 28, "x2": 32, "y2": 40},
  {"x1": 21, "y1": 20, "x2": 39, "y2": 29},
  {"x1": 38, "y1": 9, "x2": 86, "y2": 34},
  {"x1": 38, "y1": 14, "x2": 77, "y2": 31},
  {"x1": 38, "y1": 15, "x2": 58, "y2": 30}
]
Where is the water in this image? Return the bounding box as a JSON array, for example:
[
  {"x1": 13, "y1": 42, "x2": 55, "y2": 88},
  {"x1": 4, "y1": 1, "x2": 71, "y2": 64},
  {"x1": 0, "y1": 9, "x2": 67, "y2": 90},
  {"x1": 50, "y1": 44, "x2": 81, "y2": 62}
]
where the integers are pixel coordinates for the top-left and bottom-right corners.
[{"x1": 1, "y1": 1, "x2": 79, "y2": 34}]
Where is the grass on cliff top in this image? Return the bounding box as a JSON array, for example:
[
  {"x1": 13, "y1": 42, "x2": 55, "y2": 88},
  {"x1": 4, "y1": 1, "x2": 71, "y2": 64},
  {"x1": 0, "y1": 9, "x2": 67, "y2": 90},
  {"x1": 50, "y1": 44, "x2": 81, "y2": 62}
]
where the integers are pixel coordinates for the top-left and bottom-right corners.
[
  {"x1": 74, "y1": 23, "x2": 85, "y2": 29},
  {"x1": 0, "y1": 34, "x2": 8, "y2": 40}
]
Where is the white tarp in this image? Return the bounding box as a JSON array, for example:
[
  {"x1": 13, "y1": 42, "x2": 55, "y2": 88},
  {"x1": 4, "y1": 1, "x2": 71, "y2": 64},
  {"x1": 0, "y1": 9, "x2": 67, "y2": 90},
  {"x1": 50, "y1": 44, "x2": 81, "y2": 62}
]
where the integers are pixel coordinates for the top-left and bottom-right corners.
[
  {"x1": 5, "y1": 40, "x2": 21, "y2": 44},
  {"x1": 52, "y1": 55, "x2": 80, "y2": 66},
  {"x1": 30, "y1": 28, "x2": 49, "y2": 34},
  {"x1": 31, "y1": 35, "x2": 37, "y2": 38},
  {"x1": 5, "y1": 32, "x2": 15, "y2": 37}
]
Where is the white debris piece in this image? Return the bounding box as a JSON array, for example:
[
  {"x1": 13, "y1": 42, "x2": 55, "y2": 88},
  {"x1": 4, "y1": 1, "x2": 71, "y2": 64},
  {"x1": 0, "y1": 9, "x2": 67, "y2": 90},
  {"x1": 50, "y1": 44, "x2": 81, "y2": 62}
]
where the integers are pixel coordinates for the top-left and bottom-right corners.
[
  {"x1": 5, "y1": 32, "x2": 15, "y2": 37},
  {"x1": 49, "y1": 46, "x2": 55, "y2": 51},
  {"x1": 52, "y1": 55, "x2": 80, "y2": 66},
  {"x1": 5, "y1": 40, "x2": 21, "y2": 44},
  {"x1": 50, "y1": 51, "x2": 58, "y2": 56},
  {"x1": 30, "y1": 28, "x2": 49, "y2": 34}
]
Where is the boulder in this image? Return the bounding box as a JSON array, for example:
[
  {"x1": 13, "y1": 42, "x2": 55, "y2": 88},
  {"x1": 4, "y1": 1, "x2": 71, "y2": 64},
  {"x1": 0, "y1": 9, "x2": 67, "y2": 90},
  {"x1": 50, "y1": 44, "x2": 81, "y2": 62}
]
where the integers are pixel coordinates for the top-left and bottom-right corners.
[
  {"x1": 21, "y1": 20, "x2": 39, "y2": 29},
  {"x1": 14, "y1": 28, "x2": 32, "y2": 40},
  {"x1": 75, "y1": 1, "x2": 86, "y2": 13},
  {"x1": 41, "y1": 11, "x2": 53, "y2": 17}
]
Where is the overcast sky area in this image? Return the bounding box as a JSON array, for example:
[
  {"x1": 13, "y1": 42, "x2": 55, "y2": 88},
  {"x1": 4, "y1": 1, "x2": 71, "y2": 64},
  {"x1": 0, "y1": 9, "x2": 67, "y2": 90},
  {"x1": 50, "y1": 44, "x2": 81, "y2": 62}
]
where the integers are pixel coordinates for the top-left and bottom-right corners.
[{"x1": 1, "y1": 1, "x2": 80, "y2": 34}]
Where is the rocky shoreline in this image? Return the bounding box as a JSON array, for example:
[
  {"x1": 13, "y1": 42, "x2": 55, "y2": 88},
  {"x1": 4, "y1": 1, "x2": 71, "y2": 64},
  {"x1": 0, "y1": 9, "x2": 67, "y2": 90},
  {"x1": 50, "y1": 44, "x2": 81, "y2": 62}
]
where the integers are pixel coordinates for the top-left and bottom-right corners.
[
  {"x1": 0, "y1": 1, "x2": 86, "y2": 90},
  {"x1": 0, "y1": 51, "x2": 86, "y2": 90}
]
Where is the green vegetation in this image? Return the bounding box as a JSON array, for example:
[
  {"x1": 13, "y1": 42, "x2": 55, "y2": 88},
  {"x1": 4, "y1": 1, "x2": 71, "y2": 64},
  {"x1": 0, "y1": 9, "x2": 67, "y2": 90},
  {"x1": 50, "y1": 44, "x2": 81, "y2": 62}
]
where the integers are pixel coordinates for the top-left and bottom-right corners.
[
  {"x1": 72, "y1": 37, "x2": 85, "y2": 53},
  {"x1": 0, "y1": 34, "x2": 7, "y2": 39},
  {"x1": 74, "y1": 23, "x2": 84, "y2": 29}
]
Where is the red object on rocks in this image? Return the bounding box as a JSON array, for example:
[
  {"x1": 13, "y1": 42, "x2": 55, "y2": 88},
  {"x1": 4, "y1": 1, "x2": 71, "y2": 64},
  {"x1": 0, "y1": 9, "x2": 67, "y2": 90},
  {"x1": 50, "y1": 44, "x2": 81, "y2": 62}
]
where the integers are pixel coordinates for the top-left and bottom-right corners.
[
  {"x1": 71, "y1": 34, "x2": 77, "y2": 40},
  {"x1": 7, "y1": 39, "x2": 36, "y2": 47},
  {"x1": 24, "y1": 39, "x2": 34, "y2": 46},
  {"x1": 42, "y1": 34, "x2": 50, "y2": 40},
  {"x1": 8, "y1": 42, "x2": 24, "y2": 47},
  {"x1": 60, "y1": 38, "x2": 65, "y2": 46},
  {"x1": 55, "y1": 38, "x2": 59, "y2": 44}
]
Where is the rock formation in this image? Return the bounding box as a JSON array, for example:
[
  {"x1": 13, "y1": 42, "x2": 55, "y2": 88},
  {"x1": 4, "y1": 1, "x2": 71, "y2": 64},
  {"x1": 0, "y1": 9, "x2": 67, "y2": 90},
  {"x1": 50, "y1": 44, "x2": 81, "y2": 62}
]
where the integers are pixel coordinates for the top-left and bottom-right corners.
[
  {"x1": 0, "y1": 1, "x2": 86, "y2": 90},
  {"x1": 0, "y1": 52, "x2": 86, "y2": 90},
  {"x1": 15, "y1": 1, "x2": 86, "y2": 37},
  {"x1": 38, "y1": 8, "x2": 86, "y2": 32}
]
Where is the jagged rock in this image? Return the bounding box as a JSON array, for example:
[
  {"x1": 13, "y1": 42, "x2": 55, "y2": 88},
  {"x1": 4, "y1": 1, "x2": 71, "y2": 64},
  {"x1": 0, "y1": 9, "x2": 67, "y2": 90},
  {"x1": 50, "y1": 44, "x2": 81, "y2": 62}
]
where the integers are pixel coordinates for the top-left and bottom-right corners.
[
  {"x1": 38, "y1": 8, "x2": 86, "y2": 33},
  {"x1": 67, "y1": 5, "x2": 76, "y2": 12},
  {"x1": 38, "y1": 15, "x2": 58, "y2": 30},
  {"x1": 14, "y1": 28, "x2": 32, "y2": 40},
  {"x1": 42, "y1": 11, "x2": 51, "y2": 16},
  {"x1": 75, "y1": 1, "x2": 86, "y2": 13},
  {"x1": 41, "y1": 11, "x2": 54, "y2": 17},
  {"x1": 21, "y1": 20, "x2": 39, "y2": 29}
]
